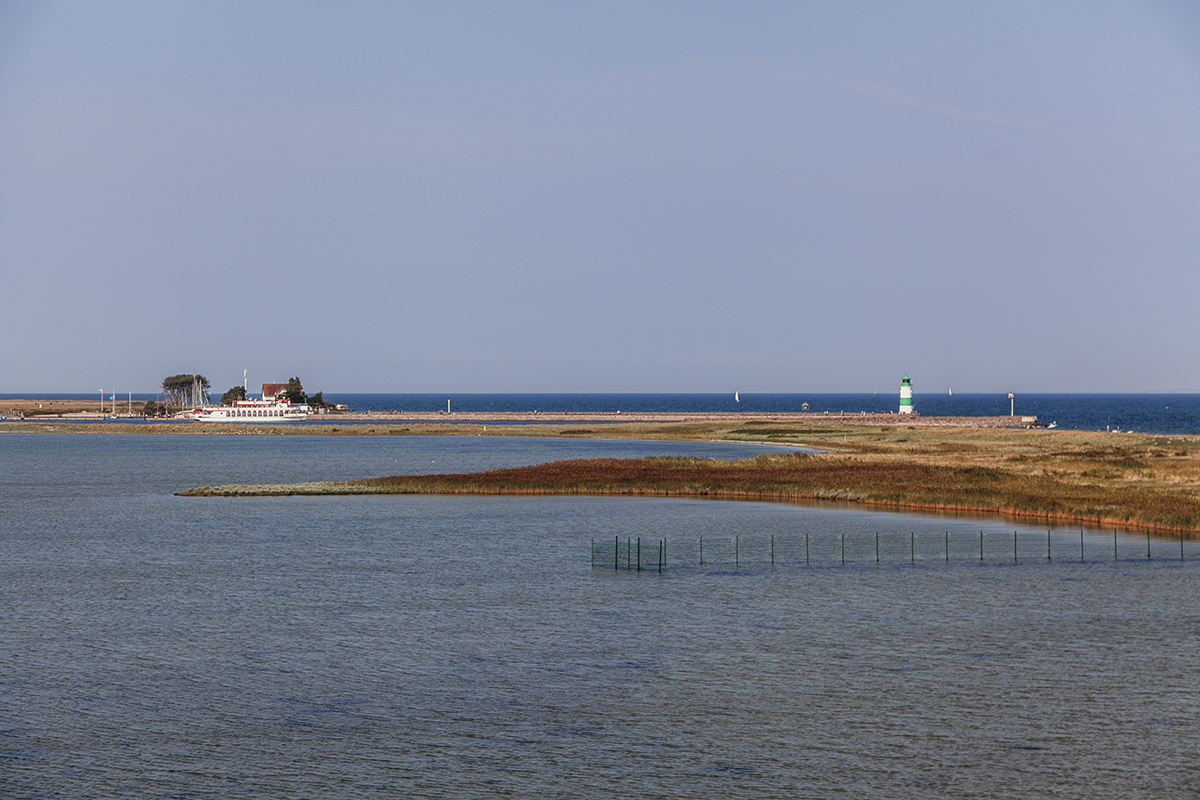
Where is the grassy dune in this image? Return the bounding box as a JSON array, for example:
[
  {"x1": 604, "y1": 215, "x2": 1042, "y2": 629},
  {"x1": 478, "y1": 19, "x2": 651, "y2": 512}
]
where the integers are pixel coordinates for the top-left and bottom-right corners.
[{"x1": 176, "y1": 421, "x2": 1200, "y2": 533}]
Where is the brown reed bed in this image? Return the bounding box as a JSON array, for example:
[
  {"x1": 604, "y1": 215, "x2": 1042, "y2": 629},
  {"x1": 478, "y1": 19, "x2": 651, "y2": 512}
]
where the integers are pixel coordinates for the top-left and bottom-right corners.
[
  {"x1": 14, "y1": 412, "x2": 1199, "y2": 532},
  {"x1": 178, "y1": 448, "x2": 1200, "y2": 534}
]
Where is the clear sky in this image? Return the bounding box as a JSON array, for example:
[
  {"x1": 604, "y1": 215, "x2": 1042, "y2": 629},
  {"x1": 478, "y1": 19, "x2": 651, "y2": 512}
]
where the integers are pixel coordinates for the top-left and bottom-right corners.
[{"x1": 2, "y1": 1, "x2": 1198, "y2": 395}]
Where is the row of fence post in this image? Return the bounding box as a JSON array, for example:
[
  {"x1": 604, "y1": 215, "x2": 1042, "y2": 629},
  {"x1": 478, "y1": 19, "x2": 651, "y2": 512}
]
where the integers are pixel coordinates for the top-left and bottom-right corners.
[{"x1": 591, "y1": 528, "x2": 1190, "y2": 570}]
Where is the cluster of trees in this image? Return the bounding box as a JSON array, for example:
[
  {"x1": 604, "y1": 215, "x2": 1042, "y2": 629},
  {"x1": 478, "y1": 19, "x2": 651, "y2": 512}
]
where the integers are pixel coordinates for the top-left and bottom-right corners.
[
  {"x1": 141, "y1": 400, "x2": 167, "y2": 417},
  {"x1": 161, "y1": 374, "x2": 209, "y2": 406},
  {"x1": 160, "y1": 373, "x2": 330, "y2": 411},
  {"x1": 281, "y1": 377, "x2": 306, "y2": 403},
  {"x1": 220, "y1": 385, "x2": 247, "y2": 406},
  {"x1": 216, "y1": 375, "x2": 329, "y2": 408},
  {"x1": 278, "y1": 377, "x2": 330, "y2": 408},
  {"x1": 288, "y1": 377, "x2": 330, "y2": 408}
]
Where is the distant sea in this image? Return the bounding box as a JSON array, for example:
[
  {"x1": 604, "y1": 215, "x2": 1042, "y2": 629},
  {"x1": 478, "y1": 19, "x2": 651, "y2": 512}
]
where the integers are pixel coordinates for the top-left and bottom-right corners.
[{"x1": 5, "y1": 392, "x2": 1200, "y2": 434}]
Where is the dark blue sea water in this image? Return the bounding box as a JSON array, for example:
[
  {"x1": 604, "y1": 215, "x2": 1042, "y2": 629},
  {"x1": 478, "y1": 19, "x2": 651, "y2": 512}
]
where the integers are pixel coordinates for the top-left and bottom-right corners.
[{"x1": 7, "y1": 393, "x2": 1200, "y2": 434}]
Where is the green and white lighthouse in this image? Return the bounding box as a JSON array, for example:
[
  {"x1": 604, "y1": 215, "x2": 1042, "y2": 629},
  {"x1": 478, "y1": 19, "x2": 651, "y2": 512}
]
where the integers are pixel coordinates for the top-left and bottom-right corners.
[{"x1": 899, "y1": 374, "x2": 914, "y2": 414}]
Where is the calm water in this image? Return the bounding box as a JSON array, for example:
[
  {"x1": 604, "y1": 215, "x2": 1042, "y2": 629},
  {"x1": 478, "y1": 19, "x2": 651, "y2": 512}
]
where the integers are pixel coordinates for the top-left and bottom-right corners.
[{"x1": 2, "y1": 433, "x2": 1199, "y2": 798}]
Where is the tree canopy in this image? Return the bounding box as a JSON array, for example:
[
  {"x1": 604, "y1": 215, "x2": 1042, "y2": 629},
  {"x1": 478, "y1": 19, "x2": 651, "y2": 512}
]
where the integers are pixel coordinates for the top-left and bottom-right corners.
[
  {"x1": 140, "y1": 400, "x2": 165, "y2": 417},
  {"x1": 282, "y1": 377, "x2": 306, "y2": 404},
  {"x1": 221, "y1": 385, "x2": 247, "y2": 406},
  {"x1": 162, "y1": 374, "x2": 209, "y2": 406}
]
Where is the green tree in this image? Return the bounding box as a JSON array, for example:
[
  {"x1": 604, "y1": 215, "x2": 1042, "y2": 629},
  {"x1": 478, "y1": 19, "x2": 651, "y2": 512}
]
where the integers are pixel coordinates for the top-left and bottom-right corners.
[
  {"x1": 221, "y1": 385, "x2": 247, "y2": 406},
  {"x1": 282, "y1": 377, "x2": 306, "y2": 404},
  {"x1": 162, "y1": 374, "x2": 210, "y2": 406},
  {"x1": 307, "y1": 391, "x2": 326, "y2": 409},
  {"x1": 140, "y1": 400, "x2": 165, "y2": 417}
]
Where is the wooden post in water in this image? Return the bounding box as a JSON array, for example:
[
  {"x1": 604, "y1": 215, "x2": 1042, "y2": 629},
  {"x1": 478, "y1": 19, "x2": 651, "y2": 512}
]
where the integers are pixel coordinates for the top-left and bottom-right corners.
[
  {"x1": 735, "y1": 535, "x2": 740, "y2": 567},
  {"x1": 615, "y1": 535, "x2": 619, "y2": 570},
  {"x1": 841, "y1": 532, "x2": 845, "y2": 564},
  {"x1": 1147, "y1": 529, "x2": 1151, "y2": 560},
  {"x1": 980, "y1": 531, "x2": 984, "y2": 561},
  {"x1": 1014, "y1": 530, "x2": 1017, "y2": 562},
  {"x1": 591, "y1": 538, "x2": 595, "y2": 568},
  {"x1": 699, "y1": 536, "x2": 704, "y2": 565},
  {"x1": 659, "y1": 539, "x2": 663, "y2": 573},
  {"x1": 945, "y1": 531, "x2": 949, "y2": 562},
  {"x1": 627, "y1": 537, "x2": 631, "y2": 570},
  {"x1": 1182, "y1": 529, "x2": 1186, "y2": 561},
  {"x1": 1047, "y1": 529, "x2": 1051, "y2": 561},
  {"x1": 805, "y1": 531, "x2": 809, "y2": 565},
  {"x1": 1081, "y1": 530, "x2": 1084, "y2": 563},
  {"x1": 771, "y1": 534, "x2": 775, "y2": 566},
  {"x1": 910, "y1": 531, "x2": 914, "y2": 563},
  {"x1": 876, "y1": 532, "x2": 880, "y2": 563},
  {"x1": 637, "y1": 537, "x2": 641, "y2": 572},
  {"x1": 1114, "y1": 529, "x2": 1118, "y2": 560}
]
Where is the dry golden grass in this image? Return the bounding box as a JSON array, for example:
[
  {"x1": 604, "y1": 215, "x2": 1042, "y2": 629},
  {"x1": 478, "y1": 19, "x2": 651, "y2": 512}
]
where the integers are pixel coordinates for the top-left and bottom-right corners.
[
  {"x1": 2, "y1": 398, "x2": 110, "y2": 416},
  {"x1": 175, "y1": 421, "x2": 1200, "y2": 534},
  {"x1": 9, "y1": 412, "x2": 1198, "y2": 532}
]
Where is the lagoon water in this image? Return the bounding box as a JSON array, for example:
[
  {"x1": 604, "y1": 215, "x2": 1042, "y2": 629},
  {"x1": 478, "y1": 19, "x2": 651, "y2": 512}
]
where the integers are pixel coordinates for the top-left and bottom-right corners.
[{"x1": 3, "y1": 432, "x2": 1200, "y2": 798}]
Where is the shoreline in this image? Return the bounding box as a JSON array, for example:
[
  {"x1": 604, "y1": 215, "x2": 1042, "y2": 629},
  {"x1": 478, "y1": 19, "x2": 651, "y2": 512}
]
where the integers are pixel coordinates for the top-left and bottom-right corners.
[
  {"x1": 309, "y1": 410, "x2": 1039, "y2": 428},
  {"x1": 8, "y1": 407, "x2": 1197, "y2": 534},
  {"x1": 3, "y1": 396, "x2": 1039, "y2": 428},
  {"x1": 176, "y1": 451, "x2": 1200, "y2": 535},
  {"x1": 154, "y1": 418, "x2": 1200, "y2": 535},
  {"x1": 2, "y1": 409, "x2": 1037, "y2": 430}
]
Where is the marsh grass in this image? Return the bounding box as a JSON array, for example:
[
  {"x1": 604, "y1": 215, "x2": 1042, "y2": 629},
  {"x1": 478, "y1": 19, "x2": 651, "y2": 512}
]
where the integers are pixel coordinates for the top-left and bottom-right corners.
[
  {"x1": 179, "y1": 444, "x2": 1200, "y2": 533},
  {"x1": 16, "y1": 414, "x2": 1199, "y2": 532}
]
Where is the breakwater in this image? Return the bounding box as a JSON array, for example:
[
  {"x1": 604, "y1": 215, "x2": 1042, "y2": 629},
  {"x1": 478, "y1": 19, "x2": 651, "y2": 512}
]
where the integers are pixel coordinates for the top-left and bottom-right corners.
[
  {"x1": 9, "y1": 392, "x2": 1200, "y2": 432},
  {"x1": 315, "y1": 411, "x2": 1037, "y2": 428}
]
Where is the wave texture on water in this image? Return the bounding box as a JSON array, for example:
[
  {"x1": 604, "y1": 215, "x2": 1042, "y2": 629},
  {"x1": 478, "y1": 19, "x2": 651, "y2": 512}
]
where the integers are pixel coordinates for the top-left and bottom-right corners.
[{"x1": 1, "y1": 435, "x2": 1199, "y2": 798}]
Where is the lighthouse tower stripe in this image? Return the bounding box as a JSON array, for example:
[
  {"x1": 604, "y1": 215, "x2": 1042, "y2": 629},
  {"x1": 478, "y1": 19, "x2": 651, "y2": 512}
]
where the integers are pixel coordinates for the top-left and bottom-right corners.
[{"x1": 899, "y1": 374, "x2": 914, "y2": 414}]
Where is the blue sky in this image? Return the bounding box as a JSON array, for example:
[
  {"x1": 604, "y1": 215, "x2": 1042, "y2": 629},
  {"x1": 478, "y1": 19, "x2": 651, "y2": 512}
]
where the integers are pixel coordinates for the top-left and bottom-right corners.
[{"x1": 2, "y1": 1, "x2": 1198, "y2": 394}]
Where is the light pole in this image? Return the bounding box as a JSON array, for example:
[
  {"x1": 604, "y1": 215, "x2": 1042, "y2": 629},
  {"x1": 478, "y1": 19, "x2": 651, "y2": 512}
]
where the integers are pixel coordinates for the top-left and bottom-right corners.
[{"x1": 1009, "y1": 392, "x2": 1014, "y2": 417}]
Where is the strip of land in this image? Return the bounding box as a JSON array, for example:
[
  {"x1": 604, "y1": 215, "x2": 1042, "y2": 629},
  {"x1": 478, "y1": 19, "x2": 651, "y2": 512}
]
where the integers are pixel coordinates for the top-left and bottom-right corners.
[
  {"x1": 164, "y1": 418, "x2": 1200, "y2": 534},
  {"x1": 6, "y1": 402, "x2": 1197, "y2": 532},
  {"x1": 2, "y1": 402, "x2": 1028, "y2": 428}
]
